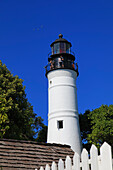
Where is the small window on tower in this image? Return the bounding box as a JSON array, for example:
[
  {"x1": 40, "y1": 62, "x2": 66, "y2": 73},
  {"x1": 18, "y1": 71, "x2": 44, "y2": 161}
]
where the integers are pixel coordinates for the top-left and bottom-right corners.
[
  {"x1": 57, "y1": 120, "x2": 63, "y2": 129},
  {"x1": 50, "y1": 80, "x2": 52, "y2": 84}
]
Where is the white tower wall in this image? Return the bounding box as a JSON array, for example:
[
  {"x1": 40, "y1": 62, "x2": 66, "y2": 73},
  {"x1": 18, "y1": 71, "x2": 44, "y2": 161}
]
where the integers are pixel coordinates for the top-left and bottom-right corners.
[{"x1": 47, "y1": 69, "x2": 81, "y2": 155}]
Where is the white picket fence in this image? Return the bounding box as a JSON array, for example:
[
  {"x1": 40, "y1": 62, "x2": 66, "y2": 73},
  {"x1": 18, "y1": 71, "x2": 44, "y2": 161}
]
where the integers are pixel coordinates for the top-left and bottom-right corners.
[{"x1": 36, "y1": 142, "x2": 113, "y2": 170}]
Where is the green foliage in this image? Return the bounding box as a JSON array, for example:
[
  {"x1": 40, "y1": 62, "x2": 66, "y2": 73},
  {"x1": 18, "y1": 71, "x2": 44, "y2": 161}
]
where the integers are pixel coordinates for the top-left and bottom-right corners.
[
  {"x1": 79, "y1": 110, "x2": 91, "y2": 143},
  {"x1": 0, "y1": 60, "x2": 45, "y2": 140},
  {"x1": 79, "y1": 110, "x2": 92, "y2": 151},
  {"x1": 37, "y1": 125, "x2": 47, "y2": 142},
  {"x1": 80, "y1": 104, "x2": 113, "y2": 151},
  {"x1": 0, "y1": 96, "x2": 9, "y2": 137},
  {"x1": 87, "y1": 105, "x2": 113, "y2": 148}
]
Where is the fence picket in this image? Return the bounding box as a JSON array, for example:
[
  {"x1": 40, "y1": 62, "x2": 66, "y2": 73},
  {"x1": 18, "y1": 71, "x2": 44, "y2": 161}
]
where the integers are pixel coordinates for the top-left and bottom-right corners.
[
  {"x1": 100, "y1": 142, "x2": 112, "y2": 170},
  {"x1": 45, "y1": 164, "x2": 50, "y2": 170},
  {"x1": 81, "y1": 148, "x2": 89, "y2": 170},
  {"x1": 51, "y1": 161, "x2": 57, "y2": 170},
  {"x1": 65, "y1": 156, "x2": 72, "y2": 170},
  {"x1": 40, "y1": 166, "x2": 44, "y2": 170},
  {"x1": 58, "y1": 159, "x2": 64, "y2": 170},
  {"x1": 90, "y1": 144, "x2": 99, "y2": 170},
  {"x1": 98, "y1": 155, "x2": 102, "y2": 170},
  {"x1": 73, "y1": 152, "x2": 80, "y2": 170}
]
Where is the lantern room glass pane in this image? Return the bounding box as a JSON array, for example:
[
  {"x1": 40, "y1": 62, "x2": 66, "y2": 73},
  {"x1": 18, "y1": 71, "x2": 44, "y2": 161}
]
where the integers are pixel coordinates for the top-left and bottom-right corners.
[
  {"x1": 66, "y1": 43, "x2": 71, "y2": 53},
  {"x1": 54, "y1": 43, "x2": 60, "y2": 54},
  {"x1": 51, "y1": 46, "x2": 54, "y2": 55},
  {"x1": 51, "y1": 42, "x2": 71, "y2": 54},
  {"x1": 60, "y1": 42, "x2": 66, "y2": 53}
]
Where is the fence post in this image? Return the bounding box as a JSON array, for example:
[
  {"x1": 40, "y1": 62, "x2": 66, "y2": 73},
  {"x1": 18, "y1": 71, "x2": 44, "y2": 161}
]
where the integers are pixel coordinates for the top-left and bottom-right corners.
[
  {"x1": 90, "y1": 144, "x2": 99, "y2": 170},
  {"x1": 81, "y1": 148, "x2": 89, "y2": 170},
  {"x1": 100, "y1": 142, "x2": 112, "y2": 170}
]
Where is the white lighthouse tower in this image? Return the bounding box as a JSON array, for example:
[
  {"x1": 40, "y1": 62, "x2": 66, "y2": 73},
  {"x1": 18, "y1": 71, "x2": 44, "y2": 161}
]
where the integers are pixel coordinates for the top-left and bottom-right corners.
[{"x1": 45, "y1": 34, "x2": 81, "y2": 155}]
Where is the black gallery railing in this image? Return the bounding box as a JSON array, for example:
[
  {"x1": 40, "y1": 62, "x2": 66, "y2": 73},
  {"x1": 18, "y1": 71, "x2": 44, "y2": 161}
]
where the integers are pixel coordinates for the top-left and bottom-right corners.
[{"x1": 45, "y1": 60, "x2": 78, "y2": 75}]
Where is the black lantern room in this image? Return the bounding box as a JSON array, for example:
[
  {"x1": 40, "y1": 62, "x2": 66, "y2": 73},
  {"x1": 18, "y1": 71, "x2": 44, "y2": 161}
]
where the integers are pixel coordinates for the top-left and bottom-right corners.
[{"x1": 45, "y1": 34, "x2": 78, "y2": 76}]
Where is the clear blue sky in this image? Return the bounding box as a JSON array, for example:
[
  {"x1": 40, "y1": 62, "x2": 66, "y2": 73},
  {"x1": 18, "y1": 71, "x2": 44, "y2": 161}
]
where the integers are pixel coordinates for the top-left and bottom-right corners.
[{"x1": 0, "y1": 0, "x2": 113, "y2": 125}]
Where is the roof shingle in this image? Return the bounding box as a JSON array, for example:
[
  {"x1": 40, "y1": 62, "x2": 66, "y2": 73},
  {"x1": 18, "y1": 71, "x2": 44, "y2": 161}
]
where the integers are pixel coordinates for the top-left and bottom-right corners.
[{"x1": 0, "y1": 139, "x2": 74, "y2": 170}]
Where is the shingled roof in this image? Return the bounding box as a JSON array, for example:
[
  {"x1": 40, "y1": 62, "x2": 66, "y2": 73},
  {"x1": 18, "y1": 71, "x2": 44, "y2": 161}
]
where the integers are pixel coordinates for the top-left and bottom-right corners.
[{"x1": 0, "y1": 139, "x2": 74, "y2": 170}]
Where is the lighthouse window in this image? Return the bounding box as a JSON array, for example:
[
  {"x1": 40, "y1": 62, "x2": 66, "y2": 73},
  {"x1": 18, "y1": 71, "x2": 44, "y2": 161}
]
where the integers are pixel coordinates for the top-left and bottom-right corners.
[
  {"x1": 57, "y1": 120, "x2": 63, "y2": 129},
  {"x1": 50, "y1": 80, "x2": 52, "y2": 84}
]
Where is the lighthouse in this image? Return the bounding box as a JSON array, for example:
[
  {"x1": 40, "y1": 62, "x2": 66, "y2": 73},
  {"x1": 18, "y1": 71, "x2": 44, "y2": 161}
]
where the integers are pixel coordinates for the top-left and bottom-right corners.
[{"x1": 45, "y1": 34, "x2": 81, "y2": 155}]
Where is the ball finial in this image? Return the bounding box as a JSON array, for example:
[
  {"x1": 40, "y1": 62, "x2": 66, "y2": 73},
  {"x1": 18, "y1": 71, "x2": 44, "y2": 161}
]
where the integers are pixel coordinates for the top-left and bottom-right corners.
[{"x1": 59, "y1": 34, "x2": 63, "y2": 39}]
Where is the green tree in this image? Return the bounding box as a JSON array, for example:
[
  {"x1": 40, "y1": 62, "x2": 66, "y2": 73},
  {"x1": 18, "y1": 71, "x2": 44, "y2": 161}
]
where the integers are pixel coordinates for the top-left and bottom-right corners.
[
  {"x1": 0, "y1": 60, "x2": 45, "y2": 140},
  {"x1": 37, "y1": 125, "x2": 47, "y2": 142},
  {"x1": 87, "y1": 105, "x2": 113, "y2": 148},
  {"x1": 79, "y1": 110, "x2": 92, "y2": 151}
]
